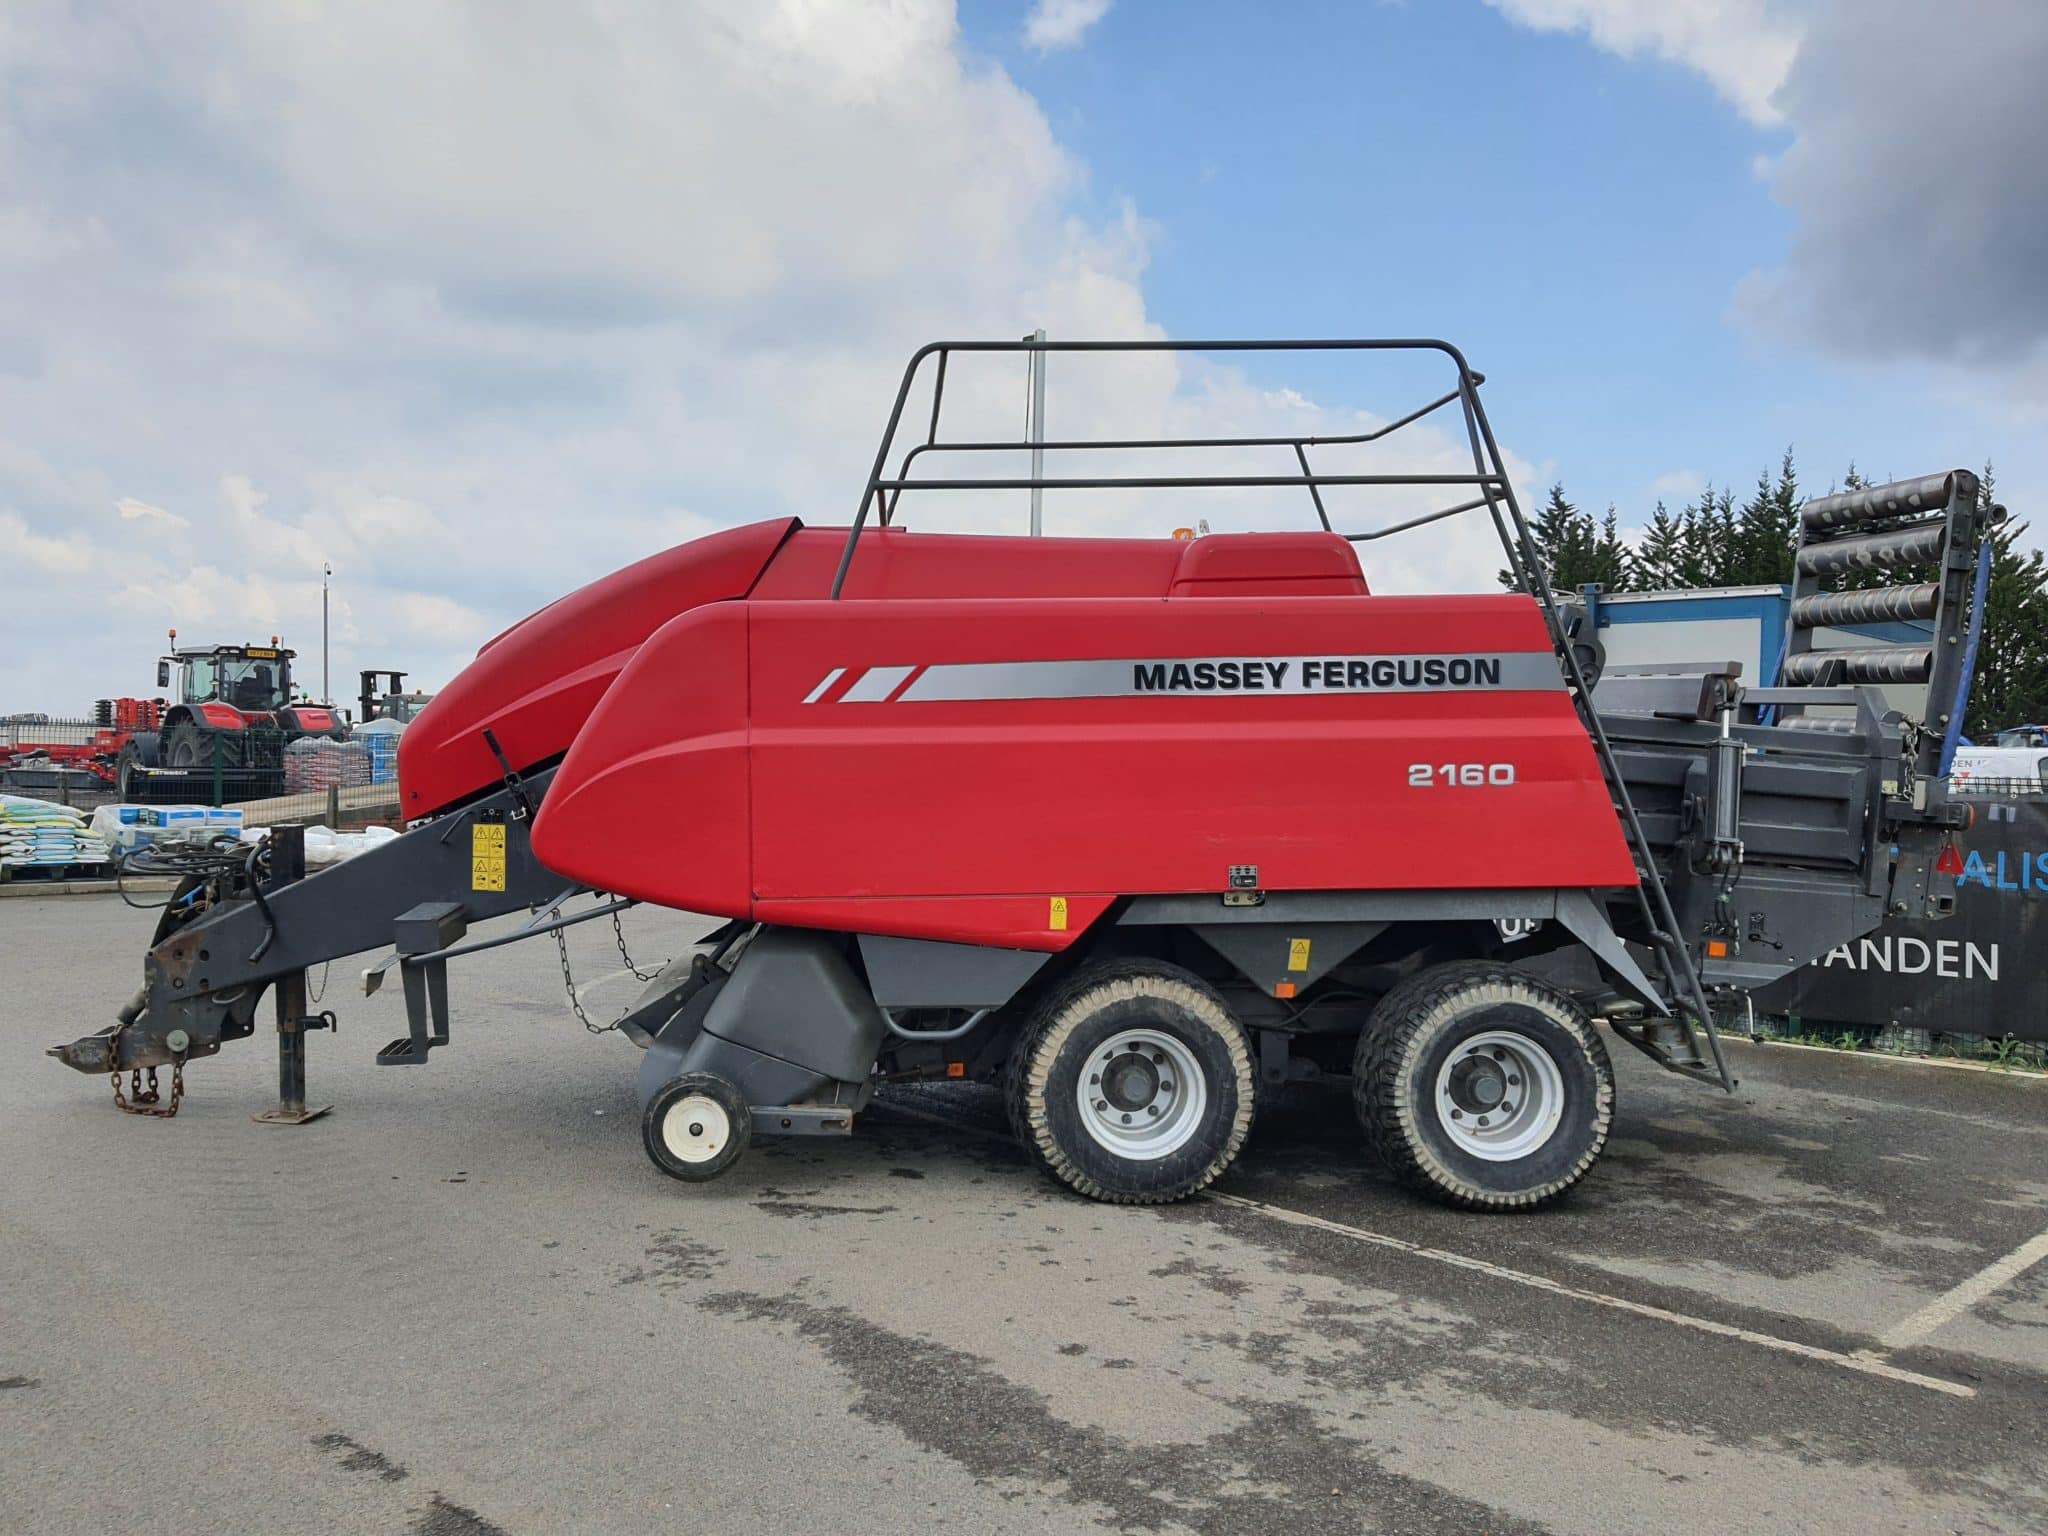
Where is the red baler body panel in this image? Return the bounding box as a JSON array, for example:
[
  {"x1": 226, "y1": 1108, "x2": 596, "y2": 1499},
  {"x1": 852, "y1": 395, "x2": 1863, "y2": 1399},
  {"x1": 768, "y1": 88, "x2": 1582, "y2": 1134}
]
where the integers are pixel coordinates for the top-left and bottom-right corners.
[
  {"x1": 520, "y1": 520, "x2": 1635, "y2": 951},
  {"x1": 399, "y1": 519, "x2": 801, "y2": 817},
  {"x1": 399, "y1": 520, "x2": 1262, "y2": 817}
]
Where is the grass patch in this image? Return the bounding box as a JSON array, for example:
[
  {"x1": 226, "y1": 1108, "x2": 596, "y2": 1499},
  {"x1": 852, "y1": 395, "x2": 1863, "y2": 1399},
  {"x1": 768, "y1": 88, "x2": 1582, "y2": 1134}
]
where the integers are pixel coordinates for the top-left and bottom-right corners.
[{"x1": 1742, "y1": 1015, "x2": 2048, "y2": 1074}]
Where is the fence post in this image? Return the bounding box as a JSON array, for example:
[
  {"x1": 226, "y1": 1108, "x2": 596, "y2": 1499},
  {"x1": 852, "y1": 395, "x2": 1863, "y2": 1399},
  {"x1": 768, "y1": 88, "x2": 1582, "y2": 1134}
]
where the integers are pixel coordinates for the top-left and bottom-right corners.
[
  {"x1": 212, "y1": 732, "x2": 224, "y2": 808},
  {"x1": 326, "y1": 785, "x2": 340, "y2": 828}
]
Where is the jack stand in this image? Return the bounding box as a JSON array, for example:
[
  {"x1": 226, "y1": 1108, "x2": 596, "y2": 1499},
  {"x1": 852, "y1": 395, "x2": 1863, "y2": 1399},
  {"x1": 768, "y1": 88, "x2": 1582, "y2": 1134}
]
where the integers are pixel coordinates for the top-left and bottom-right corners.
[
  {"x1": 252, "y1": 826, "x2": 333, "y2": 1125},
  {"x1": 253, "y1": 967, "x2": 333, "y2": 1125}
]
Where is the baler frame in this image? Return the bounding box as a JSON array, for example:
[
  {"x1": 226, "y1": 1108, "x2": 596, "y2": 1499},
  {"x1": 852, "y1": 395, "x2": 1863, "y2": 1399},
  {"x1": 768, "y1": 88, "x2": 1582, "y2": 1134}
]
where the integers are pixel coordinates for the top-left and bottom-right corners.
[
  {"x1": 50, "y1": 335, "x2": 1984, "y2": 1212},
  {"x1": 835, "y1": 337, "x2": 1731, "y2": 1085}
]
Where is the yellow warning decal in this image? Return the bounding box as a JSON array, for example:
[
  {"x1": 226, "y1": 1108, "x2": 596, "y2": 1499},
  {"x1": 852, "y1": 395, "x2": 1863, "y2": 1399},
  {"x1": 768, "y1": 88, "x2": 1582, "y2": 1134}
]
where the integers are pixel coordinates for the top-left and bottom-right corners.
[
  {"x1": 1049, "y1": 896, "x2": 1069, "y2": 932},
  {"x1": 1287, "y1": 937, "x2": 1312, "y2": 972},
  {"x1": 471, "y1": 822, "x2": 507, "y2": 893}
]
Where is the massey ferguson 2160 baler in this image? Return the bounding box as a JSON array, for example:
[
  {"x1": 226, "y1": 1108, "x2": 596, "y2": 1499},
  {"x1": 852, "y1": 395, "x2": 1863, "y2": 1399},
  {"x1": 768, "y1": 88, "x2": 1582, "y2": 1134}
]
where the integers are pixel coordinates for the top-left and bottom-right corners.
[{"x1": 53, "y1": 340, "x2": 1987, "y2": 1211}]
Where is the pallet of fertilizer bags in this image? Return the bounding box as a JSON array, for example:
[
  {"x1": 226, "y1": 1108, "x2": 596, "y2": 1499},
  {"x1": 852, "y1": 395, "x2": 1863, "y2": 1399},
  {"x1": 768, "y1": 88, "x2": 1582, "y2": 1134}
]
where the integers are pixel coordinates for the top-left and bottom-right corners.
[
  {"x1": 283, "y1": 737, "x2": 372, "y2": 793},
  {"x1": 0, "y1": 793, "x2": 113, "y2": 877}
]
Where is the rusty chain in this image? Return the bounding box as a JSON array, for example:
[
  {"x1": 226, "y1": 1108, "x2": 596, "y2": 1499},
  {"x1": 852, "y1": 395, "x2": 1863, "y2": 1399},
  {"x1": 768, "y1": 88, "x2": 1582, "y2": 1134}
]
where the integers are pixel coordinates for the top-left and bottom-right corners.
[
  {"x1": 611, "y1": 902, "x2": 659, "y2": 982},
  {"x1": 109, "y1": 1050, "x2": 185, "y2": 1118}
]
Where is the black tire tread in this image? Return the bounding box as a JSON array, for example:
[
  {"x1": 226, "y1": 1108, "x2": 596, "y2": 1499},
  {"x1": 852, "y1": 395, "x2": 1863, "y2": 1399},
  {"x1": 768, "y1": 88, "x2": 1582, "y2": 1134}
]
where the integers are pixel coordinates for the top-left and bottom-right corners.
[
  {"x1": 1355, "y1": 960, "x2": 1612, "y2": 1212},
  {"x1": 1004, "y1": 958, "x2": 1254, "y2": 1205}
]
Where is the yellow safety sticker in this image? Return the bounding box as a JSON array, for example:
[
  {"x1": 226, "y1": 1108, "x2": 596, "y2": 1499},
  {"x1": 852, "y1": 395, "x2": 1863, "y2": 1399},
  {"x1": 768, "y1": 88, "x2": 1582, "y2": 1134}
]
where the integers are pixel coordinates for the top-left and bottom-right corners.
[
  {"x1": 1287, "y1": 937, "x2": 1312, "y2": 972},
  {"x1": 1049, "y1": 896, "x2": 1069, "y2": 932},
  {"x1": 471, "y1": 822, "x2": 507, "y2": 893}
]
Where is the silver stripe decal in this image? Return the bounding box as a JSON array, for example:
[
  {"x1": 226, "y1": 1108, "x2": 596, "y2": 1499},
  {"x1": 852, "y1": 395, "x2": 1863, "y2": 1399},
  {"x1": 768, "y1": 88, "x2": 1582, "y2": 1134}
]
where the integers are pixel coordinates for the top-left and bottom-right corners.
[
  {"x1": 802, "y1": 666, "x2": 847, "y2": 705},
  {"x1": 840, "y1": 664, "x2": 916, "y2": 703},
  {"x1": 894, "y1": 654, "x2": 1562, "y2": 703}
]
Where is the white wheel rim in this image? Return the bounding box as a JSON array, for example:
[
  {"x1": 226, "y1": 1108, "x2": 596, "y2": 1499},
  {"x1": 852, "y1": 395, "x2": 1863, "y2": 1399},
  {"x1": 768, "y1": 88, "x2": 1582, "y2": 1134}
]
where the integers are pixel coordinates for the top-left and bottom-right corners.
[
  {"x1": 1074, "y1": 1027, "x2": 1208, "y2": 1161},
  {"x1": 661, "y1": 1093, "x2": 731, "y2": 1164},
  {"x1": 1432, "y1": 1028, "x2": 1566, "y2": 1161}
]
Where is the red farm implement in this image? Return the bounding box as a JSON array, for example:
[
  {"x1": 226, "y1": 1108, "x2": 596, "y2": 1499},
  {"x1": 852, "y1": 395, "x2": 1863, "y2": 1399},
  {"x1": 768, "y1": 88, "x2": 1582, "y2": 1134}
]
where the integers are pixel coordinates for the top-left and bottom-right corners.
[{"x1": 50, "y1": 339, "x2": 1986, "y2": 1211}]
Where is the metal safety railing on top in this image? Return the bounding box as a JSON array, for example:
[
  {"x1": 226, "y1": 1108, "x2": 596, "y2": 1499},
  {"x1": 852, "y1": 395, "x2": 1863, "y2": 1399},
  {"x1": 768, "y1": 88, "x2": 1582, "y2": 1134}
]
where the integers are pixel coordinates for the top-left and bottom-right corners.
[{"x1": 828, "y1": 336, "x2": 1733, "y2": 1087}]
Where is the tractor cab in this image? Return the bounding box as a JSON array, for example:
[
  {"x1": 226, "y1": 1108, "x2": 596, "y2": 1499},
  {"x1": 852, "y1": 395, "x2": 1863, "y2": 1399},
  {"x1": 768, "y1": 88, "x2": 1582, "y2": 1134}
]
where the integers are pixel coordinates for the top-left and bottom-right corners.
[
  {"x1": 117, "y1": 631, "x2": 346, "y2": 799},
  {"x1": 161, "y1": 644, "x2": 294, "y2": 717}
]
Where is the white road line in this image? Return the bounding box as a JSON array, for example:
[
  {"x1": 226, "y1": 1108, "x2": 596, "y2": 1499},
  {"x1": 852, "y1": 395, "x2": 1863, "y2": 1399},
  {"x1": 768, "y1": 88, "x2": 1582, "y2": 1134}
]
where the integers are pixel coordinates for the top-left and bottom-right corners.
[
  {"x1": 1208, "y1": 1193, "x2": 1974, "y2": 1399},
  {"x1": 572, "y1": 966, "x2": 640, "y2": 1009},
  {"x1": 1877, "y1": 1229, "x2": 2048, "y2": 1351},
  {"x1": 867, "y1": 1101, "x2": 1976, "y2": 1399}
]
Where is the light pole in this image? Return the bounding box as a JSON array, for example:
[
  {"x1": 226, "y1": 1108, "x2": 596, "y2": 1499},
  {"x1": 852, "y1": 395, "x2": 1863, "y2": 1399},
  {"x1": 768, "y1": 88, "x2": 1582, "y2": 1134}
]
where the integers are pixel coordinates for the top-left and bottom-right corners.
[
  {"x1": 322, "y1": 563, "x2": 331, "y2": 705},
  {"x1": 1026, "y1": 329, "x2": 1047, "y2": 537}
]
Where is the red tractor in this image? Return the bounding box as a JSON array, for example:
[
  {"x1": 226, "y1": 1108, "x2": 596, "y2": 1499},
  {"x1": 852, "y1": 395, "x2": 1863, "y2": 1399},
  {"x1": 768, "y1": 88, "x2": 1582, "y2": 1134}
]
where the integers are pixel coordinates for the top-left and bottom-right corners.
[{"x1": 115, "y1": 633, "x2": 347, "y2": 799}]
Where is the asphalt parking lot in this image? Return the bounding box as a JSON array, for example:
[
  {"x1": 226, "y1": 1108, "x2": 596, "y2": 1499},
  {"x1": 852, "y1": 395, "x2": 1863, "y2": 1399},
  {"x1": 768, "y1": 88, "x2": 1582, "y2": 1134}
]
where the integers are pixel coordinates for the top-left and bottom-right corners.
[{"x1": 4, "y1": 893, "x2": 2046, "y2": 1535}]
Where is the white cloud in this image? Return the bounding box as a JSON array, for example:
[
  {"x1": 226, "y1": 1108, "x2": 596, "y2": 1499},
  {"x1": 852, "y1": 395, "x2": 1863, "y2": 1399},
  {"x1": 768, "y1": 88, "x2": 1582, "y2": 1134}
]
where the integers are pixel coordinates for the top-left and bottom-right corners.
[
  {"x1": 0, "y1": 1, "x2": 1523, "y2": 712},
  {"x1": 116, "y1": 497, "x2": 187, "y2": 528},
  {"x1": 1482, "y1": 0, "x2": 1801, "y2": 125},
  {"x1": 1024, "y1": 0, "x2": 1111, "y2": 53},
  {"x1": 0, "y1": 510, "x2": 95, "y2": 577},
  {"x1": 1649, "y1": 469, "x2": 1703, "y2": 502}
]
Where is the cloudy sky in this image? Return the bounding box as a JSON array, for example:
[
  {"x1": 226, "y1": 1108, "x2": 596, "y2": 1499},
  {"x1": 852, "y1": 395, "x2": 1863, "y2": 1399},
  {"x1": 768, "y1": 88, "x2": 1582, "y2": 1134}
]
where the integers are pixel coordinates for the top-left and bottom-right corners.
[{"x1": 3, "y1": 0, "x2": 2042, "y2": 710}]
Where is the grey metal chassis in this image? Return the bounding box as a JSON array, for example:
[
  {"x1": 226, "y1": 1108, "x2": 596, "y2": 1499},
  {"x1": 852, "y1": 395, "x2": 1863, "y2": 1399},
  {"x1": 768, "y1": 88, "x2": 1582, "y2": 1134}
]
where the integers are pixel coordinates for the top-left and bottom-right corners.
[{"x1": 50, "y1": 663, "x2": 1962, "y2": 1128}]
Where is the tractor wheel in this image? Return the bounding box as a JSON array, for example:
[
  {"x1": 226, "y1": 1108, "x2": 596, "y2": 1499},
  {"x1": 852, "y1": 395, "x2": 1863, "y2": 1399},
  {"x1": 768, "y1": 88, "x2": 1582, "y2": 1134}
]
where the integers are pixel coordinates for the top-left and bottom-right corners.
[
  {"x1": 1355, "y1": 961, "x2": 1613, "y2": 1212},
  {"x1": 1005, "y1": 959, "x2": 1255, "y2": 1205},
  {"x1": 115, "y1": 744, "x2": 144, "y2": 801},
  {"x1": 643, "y1": 1072, "x2": 751, "y2": 1183},
  {"x1": 164, "y1": 724, "x2": 205, "y2": 770}
]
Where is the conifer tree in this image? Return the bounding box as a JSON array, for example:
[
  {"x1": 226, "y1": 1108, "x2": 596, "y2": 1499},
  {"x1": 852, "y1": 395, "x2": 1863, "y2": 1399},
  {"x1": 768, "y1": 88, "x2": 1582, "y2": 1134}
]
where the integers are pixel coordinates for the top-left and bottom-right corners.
[
  {"x1": 1591, "y1": 505, "x2": 1632, "y2": 591},
  {"x1": 1635, "y1": 501, "x2": 1684, "y2": 589}
]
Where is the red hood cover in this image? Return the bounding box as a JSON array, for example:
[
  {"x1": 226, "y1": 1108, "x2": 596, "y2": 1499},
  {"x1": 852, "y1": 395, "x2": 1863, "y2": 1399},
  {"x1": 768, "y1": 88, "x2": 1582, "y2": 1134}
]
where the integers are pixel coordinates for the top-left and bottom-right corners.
[{"x1": 398, "y1": 518, "x2": 798, "y2": 817}]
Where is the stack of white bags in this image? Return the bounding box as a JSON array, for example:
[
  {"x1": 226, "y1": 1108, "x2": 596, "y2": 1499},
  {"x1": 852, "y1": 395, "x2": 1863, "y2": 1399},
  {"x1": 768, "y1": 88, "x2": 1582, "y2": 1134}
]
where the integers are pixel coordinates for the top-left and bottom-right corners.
[{"x1": 0, "y1": 793, "x2": 113, "y2": 874}]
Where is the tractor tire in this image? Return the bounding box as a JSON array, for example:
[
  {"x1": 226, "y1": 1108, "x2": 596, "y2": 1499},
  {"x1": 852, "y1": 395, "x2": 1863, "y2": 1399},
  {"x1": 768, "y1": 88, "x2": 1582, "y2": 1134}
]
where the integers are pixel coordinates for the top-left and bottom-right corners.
[
  {"x1": 643, "y1": 1072, "x2": 751, "y2": 1183},
  {"x1": 115, "y1": 744, "x2": 144, "y2": 801},
  {"x1": 1004, "y1": 959, "x2": 1255, "y2": 1205},
  {"x1": 163, "y1": 724, "x2": 206, "y2": 770},
  {"x1": 1355, "y1": 961, "x2": 1613, "y2": 1212}
]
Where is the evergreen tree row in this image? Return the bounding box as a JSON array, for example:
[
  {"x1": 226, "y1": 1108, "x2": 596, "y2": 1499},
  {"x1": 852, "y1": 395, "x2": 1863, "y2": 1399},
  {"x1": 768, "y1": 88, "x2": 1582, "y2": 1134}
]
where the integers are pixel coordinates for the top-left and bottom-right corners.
[{"x1": 1497, "y1": 453, "x2": 2048, "y2": 738}]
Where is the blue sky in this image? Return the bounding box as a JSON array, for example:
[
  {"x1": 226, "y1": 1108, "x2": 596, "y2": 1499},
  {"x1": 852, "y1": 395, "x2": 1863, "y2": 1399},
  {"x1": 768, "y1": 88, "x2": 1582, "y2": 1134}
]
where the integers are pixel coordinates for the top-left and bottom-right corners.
[
  {"x1": 1, "y1": 1, "x2": 2041, "y2": 708},
  {"x1": 972, "y1": 0, "x2": 2036, "y2": 520}
]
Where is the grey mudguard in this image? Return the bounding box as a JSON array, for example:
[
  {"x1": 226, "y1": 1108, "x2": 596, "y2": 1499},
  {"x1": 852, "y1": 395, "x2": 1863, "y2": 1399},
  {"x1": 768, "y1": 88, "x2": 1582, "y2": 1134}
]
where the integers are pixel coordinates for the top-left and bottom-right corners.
[
  {"x1": 857, "y1": 932, "x2": 1050, "y2": 1009},
  {"x1": 701, "y1": 928, "x2": 888, "y2": 1086}
]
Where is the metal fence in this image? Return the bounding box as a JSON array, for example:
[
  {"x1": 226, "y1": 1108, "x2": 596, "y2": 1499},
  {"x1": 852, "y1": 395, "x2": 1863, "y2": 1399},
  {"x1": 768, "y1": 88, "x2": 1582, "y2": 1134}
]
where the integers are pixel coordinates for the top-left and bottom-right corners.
[{"x1": 2, "y1": 717, "x2": 400, "y2": 828}]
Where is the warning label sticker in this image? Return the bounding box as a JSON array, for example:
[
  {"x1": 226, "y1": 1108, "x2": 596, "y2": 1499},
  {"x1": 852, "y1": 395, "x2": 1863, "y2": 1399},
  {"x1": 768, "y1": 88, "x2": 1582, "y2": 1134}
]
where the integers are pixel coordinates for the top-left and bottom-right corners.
[
  {"x1": 1287, "y1": 938, "x2": 1312, "y2": 972},
  {"x1": 471, "y1": 822, "x2": 507, "y2": 893},
  {"x1": 1049, "y1": 897, "x2": 1069, "y2": 932}
]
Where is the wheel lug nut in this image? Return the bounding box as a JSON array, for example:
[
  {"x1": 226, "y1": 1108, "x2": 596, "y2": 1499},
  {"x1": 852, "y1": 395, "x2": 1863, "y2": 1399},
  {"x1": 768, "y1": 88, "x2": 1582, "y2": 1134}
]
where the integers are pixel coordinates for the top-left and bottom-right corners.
[
  {"x1": 1152, "y1": 1051, "x2": 1165, "y2": 1064},
  {"x1": 1121, "y1": 1113, "x2": 1132, "y2": 1124},
  {"x1": 1492, "y1": 1048, "x2": 1507, "y2": 1061},
  {"x1": 1090, "y1": 1073, "x2": 1100, "y2": 1085},
  {"x1": 1159, "y1": 1079, "x2": 1173, "y2": 1092},
  {"x1": 1507, "y1": 1075, "x2": 1520, "y2": 1087},
  {"x1": 1449, "y1": 1109, "x2": 1464, "y2": 1120},
  {"x1": 1148, "y1": 1106, "x2": 1161, "y2": 1117},
  {"x1": 1095, "y1": 1099, "x2": 1108, "y2": 1112},
  {"x1": 1477, "y1": 1115, "x2": 1490, "y2": 1127},
  {"x1": 1499, "y1": 1103, "x2": 1514, "y2": 1115}
]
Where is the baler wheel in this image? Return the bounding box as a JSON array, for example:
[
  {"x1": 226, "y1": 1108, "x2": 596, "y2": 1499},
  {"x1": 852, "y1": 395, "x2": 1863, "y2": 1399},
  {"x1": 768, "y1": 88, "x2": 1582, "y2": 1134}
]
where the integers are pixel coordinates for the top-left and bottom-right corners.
[
  {"x1": 1004, "y1": 960, "x2": 1254, "y2": 1205},
  {"x1": 1355, "y1": 961, "x2": 1613, "y2": 1212},
  {"x1": 643, "y1": 1072, "x2": 751, "y2": 1184}
]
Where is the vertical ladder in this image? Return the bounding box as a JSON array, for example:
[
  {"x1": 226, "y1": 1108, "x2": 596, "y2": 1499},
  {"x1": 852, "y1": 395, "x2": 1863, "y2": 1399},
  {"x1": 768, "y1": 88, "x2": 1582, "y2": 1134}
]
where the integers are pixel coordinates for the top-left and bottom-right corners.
[{"x1": 1455, "y1": 383, "x2": 1734, "y2": 1087}]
